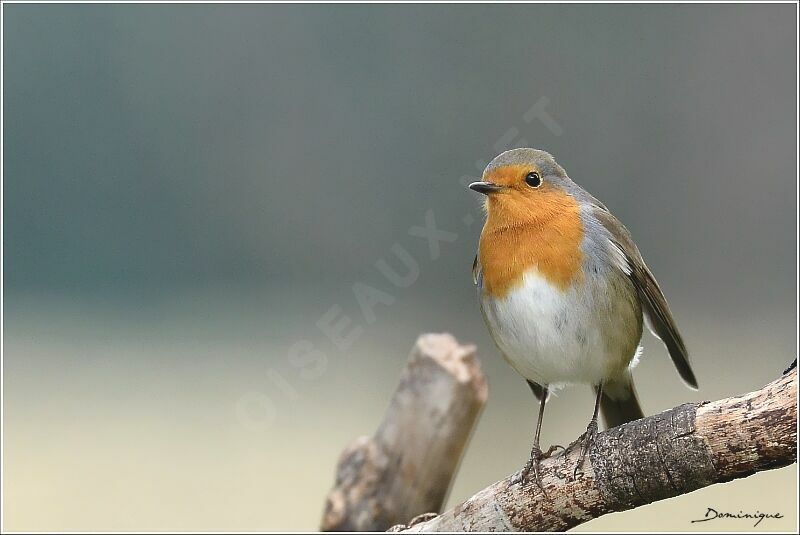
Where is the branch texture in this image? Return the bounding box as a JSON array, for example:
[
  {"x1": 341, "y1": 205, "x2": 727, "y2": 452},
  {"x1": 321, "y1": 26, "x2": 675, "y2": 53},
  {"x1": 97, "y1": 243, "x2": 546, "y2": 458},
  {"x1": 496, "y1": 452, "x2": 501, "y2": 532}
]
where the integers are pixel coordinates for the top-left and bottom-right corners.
[
  {"x1": 321, "y1": 334, "x2": 488, "y2": 531},
  {"x1": 398, "y1": 367, "x2": 797, "y2": 532}
]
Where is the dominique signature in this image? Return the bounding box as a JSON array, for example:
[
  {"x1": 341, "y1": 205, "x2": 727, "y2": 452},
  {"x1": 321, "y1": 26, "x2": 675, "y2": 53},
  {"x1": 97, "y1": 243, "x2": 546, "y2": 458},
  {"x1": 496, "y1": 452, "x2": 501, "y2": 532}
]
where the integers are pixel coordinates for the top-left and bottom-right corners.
[{"x1": 691, "y1": 507, "x2": 784, "y2": 527}]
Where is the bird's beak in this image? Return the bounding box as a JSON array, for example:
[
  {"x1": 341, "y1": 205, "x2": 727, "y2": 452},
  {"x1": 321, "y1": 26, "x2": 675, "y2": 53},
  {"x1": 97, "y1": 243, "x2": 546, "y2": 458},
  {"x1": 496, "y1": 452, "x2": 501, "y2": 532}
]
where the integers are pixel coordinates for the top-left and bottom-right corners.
[{"x1": 469, "y1": 181, "x2": 504, "y2": 195}]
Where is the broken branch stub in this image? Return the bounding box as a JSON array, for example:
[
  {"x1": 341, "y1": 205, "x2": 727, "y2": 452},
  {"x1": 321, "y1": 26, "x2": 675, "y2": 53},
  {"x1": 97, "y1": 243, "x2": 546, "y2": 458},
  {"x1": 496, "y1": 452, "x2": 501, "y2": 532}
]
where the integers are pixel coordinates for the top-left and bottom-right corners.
[{"x1": 321, "y1": 333, "x2": 488, "y2": 532}]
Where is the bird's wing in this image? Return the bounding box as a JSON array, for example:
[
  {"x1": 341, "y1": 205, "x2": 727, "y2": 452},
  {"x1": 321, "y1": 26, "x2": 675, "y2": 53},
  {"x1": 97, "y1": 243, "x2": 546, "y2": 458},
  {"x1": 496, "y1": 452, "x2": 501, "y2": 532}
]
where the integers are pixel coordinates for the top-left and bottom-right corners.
[
  {"x1": 472, "y1": 254, "x2": 482, "y2": 286},
  {"x1": 594, "y1": 206, "x2": 698, "y2": 389}
]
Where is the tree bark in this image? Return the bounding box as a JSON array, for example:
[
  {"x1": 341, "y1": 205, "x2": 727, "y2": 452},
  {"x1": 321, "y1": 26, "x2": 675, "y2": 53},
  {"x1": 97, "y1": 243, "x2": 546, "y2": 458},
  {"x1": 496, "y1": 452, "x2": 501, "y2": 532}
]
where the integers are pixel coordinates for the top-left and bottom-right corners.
[
  {"x1": 321, "y1": 333, "x2": 488, "y2": 531},
  {"x1": 393, "y1": 367, "x2": 797, "y2": 532}
]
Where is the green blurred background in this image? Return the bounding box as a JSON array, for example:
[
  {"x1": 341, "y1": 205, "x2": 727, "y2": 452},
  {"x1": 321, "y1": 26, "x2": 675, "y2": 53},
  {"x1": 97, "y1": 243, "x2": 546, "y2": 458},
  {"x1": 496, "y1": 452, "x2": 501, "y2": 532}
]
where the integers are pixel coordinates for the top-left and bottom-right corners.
[{"x1": 3, "y1": 3, "x2": 796, "y2": 532}]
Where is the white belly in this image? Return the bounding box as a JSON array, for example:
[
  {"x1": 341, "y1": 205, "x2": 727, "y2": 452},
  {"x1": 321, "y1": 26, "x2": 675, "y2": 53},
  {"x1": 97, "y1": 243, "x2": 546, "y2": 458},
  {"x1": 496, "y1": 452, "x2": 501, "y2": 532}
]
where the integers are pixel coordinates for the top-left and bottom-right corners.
[{"x1": 480, "y1": 269, "x2": 642, "y2": 387}]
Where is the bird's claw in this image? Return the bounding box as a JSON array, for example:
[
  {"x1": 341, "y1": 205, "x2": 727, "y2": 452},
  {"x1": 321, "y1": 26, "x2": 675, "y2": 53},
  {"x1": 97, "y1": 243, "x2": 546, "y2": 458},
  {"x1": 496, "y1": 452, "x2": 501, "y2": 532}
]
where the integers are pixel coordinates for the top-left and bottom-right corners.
[
  {"x1": 510, "y1": 443, "x2": 561, "y2": 495},
  {"x1": 573, "y1": 419, "x2": 599, "y2": 479},
  {"x1": 544, "y1": 444, "x2": 566, "y2": 457},
  {"x1": 509, "y1": 448, "x2": 545, "y2": 494}
]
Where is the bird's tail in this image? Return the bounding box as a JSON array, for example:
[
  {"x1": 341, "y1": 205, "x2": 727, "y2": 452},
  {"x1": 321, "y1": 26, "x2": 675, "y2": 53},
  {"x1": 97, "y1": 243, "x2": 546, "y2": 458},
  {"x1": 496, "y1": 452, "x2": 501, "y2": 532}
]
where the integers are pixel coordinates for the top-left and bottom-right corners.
[{"x1": 594, "y1": 375, "x2": 644, "y2": 429}]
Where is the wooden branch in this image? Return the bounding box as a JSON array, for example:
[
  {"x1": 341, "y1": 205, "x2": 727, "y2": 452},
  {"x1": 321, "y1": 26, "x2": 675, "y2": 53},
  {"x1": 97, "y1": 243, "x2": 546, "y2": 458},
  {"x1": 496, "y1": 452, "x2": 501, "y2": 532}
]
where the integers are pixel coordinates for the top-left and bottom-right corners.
[
  {"x1": 394, "y1": 367, "x2": 797, "y2": 532},
  {"x1": 321, "y1": 333, "x2": 488, "y2": 531}
]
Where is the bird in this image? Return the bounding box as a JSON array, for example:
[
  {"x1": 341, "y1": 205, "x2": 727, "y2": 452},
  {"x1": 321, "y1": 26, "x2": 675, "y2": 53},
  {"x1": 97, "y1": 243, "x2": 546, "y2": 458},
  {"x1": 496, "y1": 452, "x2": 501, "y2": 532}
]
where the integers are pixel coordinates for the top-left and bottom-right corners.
[{"x1": 469, "y1": 148, "x2": 697, "y2": 491}]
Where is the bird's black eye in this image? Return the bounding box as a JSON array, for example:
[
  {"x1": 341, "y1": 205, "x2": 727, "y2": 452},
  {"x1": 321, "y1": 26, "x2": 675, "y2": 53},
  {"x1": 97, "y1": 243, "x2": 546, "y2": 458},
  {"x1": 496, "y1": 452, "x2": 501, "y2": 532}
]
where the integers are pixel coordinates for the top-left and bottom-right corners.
[{"x1": 525, "y1": 171, "x2": 541, "y2": 188}]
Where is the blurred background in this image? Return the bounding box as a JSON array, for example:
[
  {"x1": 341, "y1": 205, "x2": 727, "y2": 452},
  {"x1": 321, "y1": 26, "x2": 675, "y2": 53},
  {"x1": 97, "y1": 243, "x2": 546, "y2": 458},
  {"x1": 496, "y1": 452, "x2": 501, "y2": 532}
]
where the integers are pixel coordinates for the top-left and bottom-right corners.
[{"x1": 3, "y1": 3, "x2": 796, "y2": 532}]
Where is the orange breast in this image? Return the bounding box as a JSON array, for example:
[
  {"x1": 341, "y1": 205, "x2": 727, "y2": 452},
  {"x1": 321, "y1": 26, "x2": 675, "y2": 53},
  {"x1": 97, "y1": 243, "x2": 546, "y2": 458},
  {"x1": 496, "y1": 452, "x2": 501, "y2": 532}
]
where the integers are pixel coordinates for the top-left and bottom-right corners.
[{"x1": 478, "y1": 186, "x2": 584, "y2": 298}]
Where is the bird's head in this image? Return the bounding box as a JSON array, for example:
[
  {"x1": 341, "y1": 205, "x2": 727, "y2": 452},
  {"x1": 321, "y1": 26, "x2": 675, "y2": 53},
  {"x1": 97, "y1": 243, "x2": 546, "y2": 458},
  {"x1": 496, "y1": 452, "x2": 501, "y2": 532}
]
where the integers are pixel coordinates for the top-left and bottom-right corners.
[{"x1": 469, "y1": 148, "x2": 576, "y2": 224}]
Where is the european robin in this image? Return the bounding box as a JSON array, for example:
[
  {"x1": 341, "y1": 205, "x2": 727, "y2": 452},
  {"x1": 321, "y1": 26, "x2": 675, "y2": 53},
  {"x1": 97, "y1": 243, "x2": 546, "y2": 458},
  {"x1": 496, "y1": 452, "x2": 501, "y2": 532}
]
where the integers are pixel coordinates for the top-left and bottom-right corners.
[{"x1": 469, "y1": 148, "x2": 698, "y2": 490}]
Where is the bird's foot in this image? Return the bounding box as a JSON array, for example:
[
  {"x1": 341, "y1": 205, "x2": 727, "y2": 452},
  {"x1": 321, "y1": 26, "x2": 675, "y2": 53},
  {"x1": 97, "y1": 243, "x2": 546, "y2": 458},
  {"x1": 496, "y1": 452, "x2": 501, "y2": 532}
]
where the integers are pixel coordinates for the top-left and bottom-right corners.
[
  {"x1": 573, "y1": 419, "x2": 599, "y2": 479},
  {"x1": 510, "y1": 444, "x2": 562, "y2": 494},
  {"x1": 510, "y1": 445, "x2": 545, "y2": 493}
]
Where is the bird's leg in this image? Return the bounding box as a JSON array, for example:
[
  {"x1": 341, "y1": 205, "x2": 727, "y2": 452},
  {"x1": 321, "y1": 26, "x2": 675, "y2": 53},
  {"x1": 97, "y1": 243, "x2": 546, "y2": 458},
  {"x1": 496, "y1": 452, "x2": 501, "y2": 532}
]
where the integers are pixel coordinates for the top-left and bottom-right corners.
[
  {"x1": 574, "y1": 382, "x2": 603, "y2": 478},
  {"x1": 511, "y1": 385, "x2": 551, "y2": 493}
]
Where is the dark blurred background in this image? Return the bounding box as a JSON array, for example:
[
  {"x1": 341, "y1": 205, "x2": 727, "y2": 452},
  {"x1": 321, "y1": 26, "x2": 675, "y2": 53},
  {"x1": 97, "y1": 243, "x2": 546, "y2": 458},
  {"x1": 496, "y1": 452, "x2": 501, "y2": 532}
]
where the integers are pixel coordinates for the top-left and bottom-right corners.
[{"x1": 3, "y1": 4, "x2": 796, "y2": 531}]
